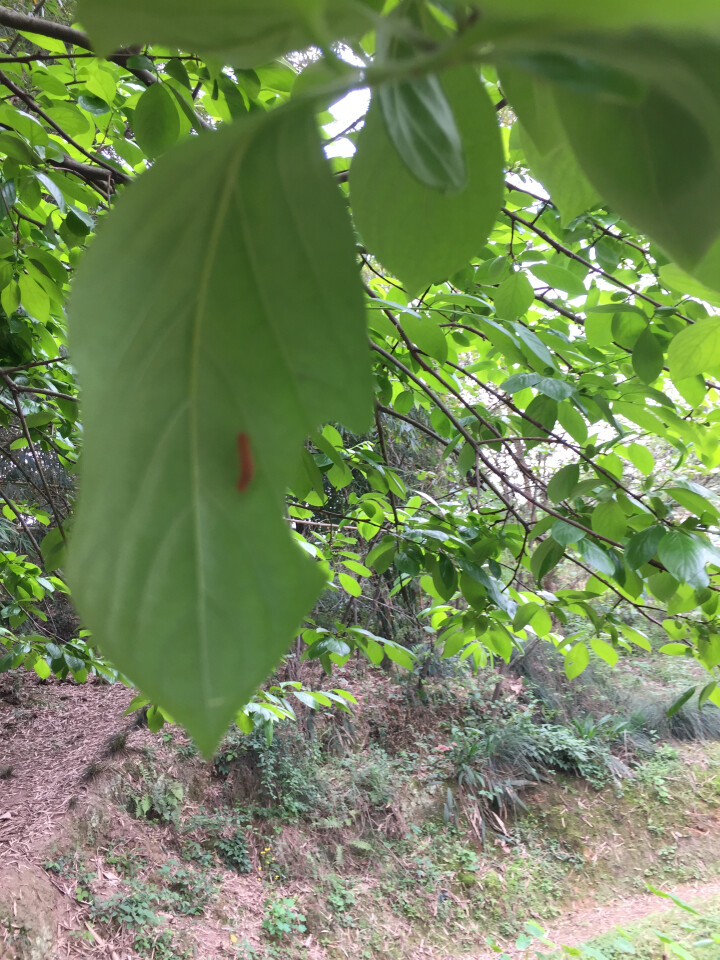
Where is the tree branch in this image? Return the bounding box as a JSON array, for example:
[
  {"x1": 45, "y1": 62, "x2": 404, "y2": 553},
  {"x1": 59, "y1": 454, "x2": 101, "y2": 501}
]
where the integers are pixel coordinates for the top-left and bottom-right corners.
[{"x1": 0, "y1": 5, "x2": 156, "y2": 85}]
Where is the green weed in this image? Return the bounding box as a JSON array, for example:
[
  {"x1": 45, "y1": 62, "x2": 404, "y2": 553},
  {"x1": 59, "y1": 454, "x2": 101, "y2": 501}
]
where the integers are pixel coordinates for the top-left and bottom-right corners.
[{"x1": 262, "y1": 895, "x2": 307, "y2": 941}]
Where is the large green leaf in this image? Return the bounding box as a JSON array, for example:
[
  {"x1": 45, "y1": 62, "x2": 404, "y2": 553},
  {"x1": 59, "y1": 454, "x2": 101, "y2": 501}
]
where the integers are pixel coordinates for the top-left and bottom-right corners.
[
  {"x1": 478, "y1": 0, "x2": 720, "y2": 33},
  {"x1": 132, "y1": 83, "x2": 181, "y2": 158},
  {"x1": 69, "y1": 105, "x2": 371, "y2": 755},
  {"x1": 668, "y1": 318, "x2": 720, "y2": 380},
  {"x1": 499, "y1": 65, "x2": 598, "y2": 224},
  {"x1": 659, "y1": 263, "x2": 720, "y2": 308},
  {"x1": 494, "y1": 271, "x2": 535, "y2": 321},
  {"x1": 632, "y1": 327, "x2": 664, "y2": 384},
  {"x1": 564, "y1": 641, "x2": 589, "y2": 681},
  {"x1": 78, "y1": 0, "x2": 374, "y2": 67},
  {"x1": 553, "y1": 83, "x2": 720, "y2": 281},
  {"x1": 547, "y1": 462, "x2": 579, "y2": 503},
  {"x1": 378, "y1": 72, "x2": 467, "y2": 193},
  {"x1": 658, "y1": 531, "x2": 709, "y2": 590},
  {"x1": 536, "y1": 37, "x2": 720, "y2": 289},
  {"x1": 350, "y1": 66, "x2": 503, "y2": 291}
]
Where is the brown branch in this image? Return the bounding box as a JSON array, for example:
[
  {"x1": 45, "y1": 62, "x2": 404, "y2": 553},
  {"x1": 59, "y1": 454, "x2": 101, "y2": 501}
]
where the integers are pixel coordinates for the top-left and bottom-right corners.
[
  {"x1": 0, "y1": 5, "x2": 156, "y2": 85},
  {"x1": 503, "y1": 208, "x2": 693, "y2": 323},
  {"x1": 1, "y1": 357, "x2": 66, "y2": 374},
  {"x1": 10, "y1": 383, "x2": 76, "y2": 402}
]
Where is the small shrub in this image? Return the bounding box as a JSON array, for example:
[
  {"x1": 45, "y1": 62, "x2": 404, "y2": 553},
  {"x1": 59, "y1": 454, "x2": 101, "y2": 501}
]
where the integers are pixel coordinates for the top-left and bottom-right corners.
[
  {"x1": 441, "y1": 710, "x2": 633, "y2": 831},
  {"x1": 261, "y1": 895, "x2": 307, "y2": 941},
  {"x1": 125, "y1": 766, "x2": 184, "y2": 824},
  {"x1": 326, "y1": 875, "x2": 357, "y2": 927},
  {"x1": 330, "y1": 744, "x2": 397, "y2": 814},
  {"x1": 181, "y1": 810, "x2": 252, "y2": 872},
  {"x1": 176, "y1": 742, "x2": 198, "y2": 761},
  {"x1": 215, "y1": 829, "x2": 252, "y2": 873},
  {"x1": 91, "y1": 888, "x2": 159, "y2": 929},
  {"x1": 157, "y1": 859, "x2": 217, "y2": 915},
  {"x1": 215, "y1": 726, "x2": 322, "y2": 820},
  {"x1": 635, "y1": 744, "x2": 682, "y2": 802}
]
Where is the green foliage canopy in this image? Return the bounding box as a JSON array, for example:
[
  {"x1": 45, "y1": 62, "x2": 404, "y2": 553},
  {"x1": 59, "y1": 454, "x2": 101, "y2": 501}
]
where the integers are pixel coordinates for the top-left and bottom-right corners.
[{"x1": 0, "y1": 0, "x2": 720, "y2": 752}]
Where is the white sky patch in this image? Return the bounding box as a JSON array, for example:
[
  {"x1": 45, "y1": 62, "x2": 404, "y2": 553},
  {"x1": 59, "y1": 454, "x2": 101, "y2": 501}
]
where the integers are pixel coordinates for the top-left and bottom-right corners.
[{"x1": 324, "y1": 86, "x2": 370, "y2": 158}]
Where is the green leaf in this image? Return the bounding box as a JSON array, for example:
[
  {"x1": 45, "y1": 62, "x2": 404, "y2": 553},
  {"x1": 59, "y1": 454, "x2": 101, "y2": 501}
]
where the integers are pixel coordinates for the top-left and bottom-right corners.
[
  {"x1": 514, "y1": 326, "x2": 556, "y2": 370},
  {"x1": 40, "y1": 527, "x2": 66, "y2": 573},
  {"x1": 531, "y1": 538, "x2": 564, "y2": 583},
  {"x1": 668, "y1": 318, "x2": 720, "y2": 379},
  {"x1": 557, "y1": 401, "x2": 587, "y2": 444},
  {"x1": 659, "y1": 262, "x2": 720, "y2": 307},
  {"x1": 401, "y1": 314, "x2": 448, "y2": 362},
  {"x1": 659, "y1": 643, "x2": 689, "y2": 656},
  {"x1": 378, "y1": 72, "x2": 466, "y2": 194},
  {"x1": 79, "y1": 0, "x2": 373, "y2": 68},
  {"x1": 699, "y1": 680, "x2": 718, "y2": 708},
  {"x1": 551, "y1": 519, "x2": 584, "y2": 546},
  {"x1": 18, "y1": 274, "x2": 50, "y2": 322},
  {"x1": 338, "y1": 572, "x2": 362, "y2": 597},
  {"x1": 513, "y1": 601, "x2": 542, "y2": 631},
  {"x1": 35, "y1": 172, "x2": 67, "y2": 213},
  {"x1": 531, "y1": 607, "x2": 552, "y2": 636},
  {"x1": 535, "y1": 377, "x2": 574, "y2": 401},
  {"x1": 668, "y1": 486, "x2": 719, "y2": 519},
  {"x1": 132, "y1": 82, "x2": 181, "y2": 158},
  {"x1": 494, "y1": 271, "x2": 535, "y2": 320},
  {"x1": 547, "y1": 462, "x2": 579, "y2": 503},
  {"x1": 591, "y1": 501, "x2": 626, "y2": 542},
  {"x1": 146, "y1": 705, "x2": 166, "y2": 732},
  {"x1": 565, "y1": 641, "x2": 589, "y2": 680},
  {"x1": 84, "y1": 64, "x2": 117, "y2": 105},
  {"x1": 531, "y1": 263, "x2": 586, "y2": 298},
  {"x1": 366, "y1": 538, "x2": 396, "y2": 575},
  {"x1": 632, "y1": 326, "x2": 664, "y2": 384},
  {"x1": 432, "y1": 553, "x2": 458, "y2": 601},
  {"x1": 500, "y1": 65, "x2": 598, "y2": 224},
  {"x1": 667, "y1": 686, "x2": 696, "y2": 717},
  {"x1": 698, "y1": 635, "x2": 720, "y2": 669},
  {"x1": 622, "y1": 443, "x2": 654, "y2": 476},
  {"x1": 384, "y1": 641, "x2": 415, "y2": 670},
  {"x1": 33, "y1": 657, "x2": 52, "y2": 680},
  {"x1": 591, "y1": 637, "x2": 618, "y2": 667},
  {"x1": 0, "y1": 132, "x2": 37, "y2": 166},
  {"x1": 479, "y1": 1, "x2": 720, "y2": 35},
  {"x1": 579, "y1": 540, "x2": 615, "y2": 577},
  {"x1": 18, "y1": 29, "x2": 69, "y2": 55},
  {"x1": 658, "y1": 531, "x2": 708, "y2": 589},
  {"x1": 68, "y1": 106, "x2": 371, "y2": 755},
  {"x1": 550, "y1": 60, "x2": 720, "y2": 290},
  {"x1": 625, "y1": 525, "x2": 665, "y2": 569},
  {"x1": 350, "y1": 66, "x2": 503, "y2": 291},
  {"x1": 620, "y1": 624, "x2": 651, "y2": 651}
]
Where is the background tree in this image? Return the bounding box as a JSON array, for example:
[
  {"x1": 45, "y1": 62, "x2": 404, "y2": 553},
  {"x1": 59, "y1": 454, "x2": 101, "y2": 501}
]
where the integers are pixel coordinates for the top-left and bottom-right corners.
[{"x1": 0, "y1": 0, "x2": 719, "y2": 753}]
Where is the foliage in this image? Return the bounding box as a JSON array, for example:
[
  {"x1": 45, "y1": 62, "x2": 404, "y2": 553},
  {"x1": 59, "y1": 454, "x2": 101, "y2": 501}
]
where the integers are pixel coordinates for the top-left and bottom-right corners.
[
  {"x1": 0, "y1": 1, "x2": 720, "y2": 754},
  {"x1": 214, "y1": 725, "x2": 323, "y2": 821},
  {"x1": 43, "y1": 849, "x2": 207, "y2": 958},
  {"x1": 215, "y1": 830, "x2": 253, "y2": 874},
  {"x1": 443, "y1": 711, "x2": 627, "y2": 833},
  {"x1": 261, "y1": 895, "x2": 307, "y2": 941},
  {"x1": 123, "y1": 765, "x2": 184, "y2": 824}
]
